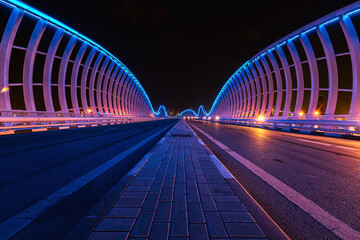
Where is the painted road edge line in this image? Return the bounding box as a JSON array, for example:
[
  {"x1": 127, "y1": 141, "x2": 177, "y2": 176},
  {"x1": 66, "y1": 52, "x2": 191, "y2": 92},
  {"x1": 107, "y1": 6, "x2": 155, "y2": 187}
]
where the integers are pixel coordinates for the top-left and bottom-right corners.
[
  {"x1": 0, "y1": 126, "x2": 170, "y2": 240},
  {"x1": 189, "y1": 122, "x2": 360, "y2": 240},
  {"x1": 186, "y1": 121, "x2": 290, "y2": 240}
]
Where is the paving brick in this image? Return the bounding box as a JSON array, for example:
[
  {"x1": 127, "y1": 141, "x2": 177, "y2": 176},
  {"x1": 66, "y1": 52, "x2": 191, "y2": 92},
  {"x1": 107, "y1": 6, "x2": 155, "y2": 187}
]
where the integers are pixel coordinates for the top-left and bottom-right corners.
[
  {"x1": 216, "y1": 202, "x2": 246, "y2": 212},
  {"x1": 213, "y1": 195, "x2": 241, "y2": 203},
  {"x1": 129, "y1": 180, "x2": 153, "y2": 186},
  {"x1": 142, "y1": 194, "x2": 160, "y2": 211},
  {"x1": 169, "y1": 211, "x2": 188, "y2": 237},
  {"x1": 174, "y1": 182, "x2": 186, "y2": 194},
  {"x1": 154, "y1": 201, "x2": 172, "y2": 222},
  {"x1": 149, "y1": 182, "x2": 163, "y2": 194},
  {"x1": 126, "y1": 185, "x2": 151, "y2": 192},
  {"x1": 204, "y1": 212, "x2": 228, "y2": 238},
  {"x1": 95, "y1": 218, "x2": 135, "y2": 231},
  {"x1": 198, "y1": 184, "x2": 211, "y2": 195},
  {"x1": 120, "y1": 191, "x2": 147, "y2": 199},
  {"x1": 149, "y1": 222, "x2": 169, "y2": 240},
  {"x1": 106, "y1": 207, "x2": 140, "y2": 218},
  {"x1": 209, "y1": 184, "x2": 235, "y2": 196},
  {"x1": 220, "y1": 212, "x2": 255, "y2": 223},
  {"x1": 224, "y1": 223, "x2": 265, "y2": 237},
  {"x1": 186, "y1": 188, "x2": 200, "y2": 203},
  {"x1": 87, "y1": 231, "x2": 129, "y2": 240},
  {"x1": 189, "y1": 223, "x2": 209, "y2": 240},
  {"x1": 200, "y1": 195, "x2": 218, "y2": 212},
  {"x1": 187, "y1": 202, "x2": 205, "y2": 223},
  {"x1": 114, "y1": 198, "x2": 144, "y2": 208},
  {"x1": 173, "y1": 194, "x2": 187, "y2": 211},
  {"x1": 130, "y1": 211, "x2": 155, "y2": 237},
  {"x1": 160, "y1": 187, "x2": 174, "y2": 201}
]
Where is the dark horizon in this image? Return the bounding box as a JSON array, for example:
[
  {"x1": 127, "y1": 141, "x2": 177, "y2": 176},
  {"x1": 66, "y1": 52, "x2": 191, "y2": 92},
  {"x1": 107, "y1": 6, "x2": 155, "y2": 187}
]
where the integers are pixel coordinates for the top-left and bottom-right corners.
[{"x1": 23, "y1": 0, "x2": 357, "y2": 115}]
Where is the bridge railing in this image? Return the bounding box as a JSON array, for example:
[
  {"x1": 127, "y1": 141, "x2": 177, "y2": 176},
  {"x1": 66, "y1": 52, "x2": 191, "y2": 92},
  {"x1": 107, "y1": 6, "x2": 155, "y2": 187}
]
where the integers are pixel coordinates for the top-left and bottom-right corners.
[{"x1": 207, "y1": 114, "x2": 360, "y2": 135}]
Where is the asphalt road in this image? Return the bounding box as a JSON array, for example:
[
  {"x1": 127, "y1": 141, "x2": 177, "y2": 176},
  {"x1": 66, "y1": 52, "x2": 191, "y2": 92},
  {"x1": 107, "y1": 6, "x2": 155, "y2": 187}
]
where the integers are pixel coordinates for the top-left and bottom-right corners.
[
  {"x1": 0, "y1": 119, "x2": 177, "y2": 240},
  {"x1": 189, "y1": 120, "x2": 360, "y2": 240}
]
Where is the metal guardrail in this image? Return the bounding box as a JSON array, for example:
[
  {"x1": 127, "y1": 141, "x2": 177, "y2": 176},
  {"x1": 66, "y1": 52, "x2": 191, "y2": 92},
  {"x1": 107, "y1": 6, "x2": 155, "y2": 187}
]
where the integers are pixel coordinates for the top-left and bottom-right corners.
[
  {"x1": 0, "y1": 110, "x2": 158, "y2": 130},
  {"x1": 199, "y1": 115, "x2": 360, "y2": 135}
]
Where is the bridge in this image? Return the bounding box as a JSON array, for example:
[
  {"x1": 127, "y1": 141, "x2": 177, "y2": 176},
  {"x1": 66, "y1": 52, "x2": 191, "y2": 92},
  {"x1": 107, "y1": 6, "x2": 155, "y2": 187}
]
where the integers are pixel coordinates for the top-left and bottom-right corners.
[{"x1": 0, "y1": 0, "x2": 360, "y2": 240}]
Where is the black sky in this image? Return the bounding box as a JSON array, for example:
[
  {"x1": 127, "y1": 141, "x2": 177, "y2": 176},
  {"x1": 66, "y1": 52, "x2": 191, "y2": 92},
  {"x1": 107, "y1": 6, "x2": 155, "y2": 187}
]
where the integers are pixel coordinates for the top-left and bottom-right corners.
[{"x1": 23, "y1": 0, "x2": 357, "y2": 114}]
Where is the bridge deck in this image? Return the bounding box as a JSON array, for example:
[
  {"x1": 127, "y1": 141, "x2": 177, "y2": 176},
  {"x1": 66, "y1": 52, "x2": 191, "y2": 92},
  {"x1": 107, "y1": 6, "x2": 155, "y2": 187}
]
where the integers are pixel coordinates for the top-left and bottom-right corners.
[{"x1": 87, "y1": 120, "x2": 267, "y2": 239}]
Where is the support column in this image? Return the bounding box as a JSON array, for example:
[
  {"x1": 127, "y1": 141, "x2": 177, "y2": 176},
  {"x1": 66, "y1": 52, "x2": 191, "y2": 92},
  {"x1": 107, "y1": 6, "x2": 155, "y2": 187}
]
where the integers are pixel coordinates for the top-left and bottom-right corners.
[
  {"x1": 58, "y1": 35, "x2": 77, "y2": 113},
  {"x1": 80, "y1": 48, "x2": 97, "y2": 112},
  {"x1": 318, "y1": 25, "x2": 338, "y2": 115},
  {"x1": 23, "y1": 20, "x2": 47, "y2": 112},
  {"x1": 43, "y1": 29, "x2": 64, "y2": 113},
  {"x1": 340, "y1": 16, "x2": 360, "y2": 114},
  {"x1": 276, "y1": 45, "x2": 292, "y2": 116},
  {"x1": 267, "y1": 51, "x2": 283, "y2": 116},
  {"x1": 0, "y1": 8, "x2": 23, "y2": 110},
  {"x1": 70, "y1": 42, "x2": 88, "y2": 113}
]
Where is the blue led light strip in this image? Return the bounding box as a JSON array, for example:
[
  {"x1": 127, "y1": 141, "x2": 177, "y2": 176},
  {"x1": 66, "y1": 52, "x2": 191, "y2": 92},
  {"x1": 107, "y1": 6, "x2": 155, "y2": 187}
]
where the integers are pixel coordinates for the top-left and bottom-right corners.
[
  {"x1": 178, "y1": 105, "x2": 208, "y2": 117},
  {"x1": 3, "y1": 0, "x2": 163, "y2": 116}
]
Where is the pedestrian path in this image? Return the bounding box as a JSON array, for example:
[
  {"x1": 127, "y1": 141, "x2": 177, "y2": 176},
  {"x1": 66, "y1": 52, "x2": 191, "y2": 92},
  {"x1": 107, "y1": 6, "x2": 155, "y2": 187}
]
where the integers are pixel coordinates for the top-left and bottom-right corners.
[{"x1": 87, "y1": 120, "x2": 267, "y2": 239}]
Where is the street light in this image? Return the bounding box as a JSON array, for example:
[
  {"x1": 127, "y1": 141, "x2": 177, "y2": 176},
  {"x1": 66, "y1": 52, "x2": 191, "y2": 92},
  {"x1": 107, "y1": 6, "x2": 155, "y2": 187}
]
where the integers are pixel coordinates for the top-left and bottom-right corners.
[
  {"x1": 314, "y1": 111, "x2": 320, "y2": 116},
  {"x1": 258, "y1": 115, "x2": 265, "y2": 121},
  {"x1": 1, "y1": 87, "x2": 9, "y2": 93}
]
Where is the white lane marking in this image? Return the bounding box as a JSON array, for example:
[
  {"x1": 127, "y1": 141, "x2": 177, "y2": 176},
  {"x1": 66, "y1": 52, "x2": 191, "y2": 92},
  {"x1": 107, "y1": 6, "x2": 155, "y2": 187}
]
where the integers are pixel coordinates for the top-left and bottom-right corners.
[
  {"x1": 335, "y1": 145, "x2": 357, "y2": 151},
  {"x1": 297, "y1": 138, "x2": 357, "y2": 151},
  {"x1": 190, "y1": 123, "x2": 360, "y2": 240},
  {"x1": 296, "y1": 138, "x2": 331, "y2": 146},
  {"x1": 104, "y1": 128, "x2": 118, "y2": 131},
  {"x1": 0, "y1": 128, "x2": 167, "y2": 239}
]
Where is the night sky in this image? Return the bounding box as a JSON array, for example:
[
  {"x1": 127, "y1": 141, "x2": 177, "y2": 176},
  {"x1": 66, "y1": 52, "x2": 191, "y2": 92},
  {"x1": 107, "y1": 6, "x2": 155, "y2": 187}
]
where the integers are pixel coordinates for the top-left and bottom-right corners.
[{"x1": 23, "y1": 0, "x2": 357, "y2": 115}]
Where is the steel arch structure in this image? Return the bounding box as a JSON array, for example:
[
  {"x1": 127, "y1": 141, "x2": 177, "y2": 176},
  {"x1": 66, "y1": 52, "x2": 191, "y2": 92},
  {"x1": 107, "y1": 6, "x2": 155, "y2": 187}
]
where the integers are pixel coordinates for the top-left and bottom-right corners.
[
  {"x1": 207, "y1": 1, "x2": 360, "y2": 128},
  {"x1": 0, "y1": 0, "x2": 165, "y2": 128}
]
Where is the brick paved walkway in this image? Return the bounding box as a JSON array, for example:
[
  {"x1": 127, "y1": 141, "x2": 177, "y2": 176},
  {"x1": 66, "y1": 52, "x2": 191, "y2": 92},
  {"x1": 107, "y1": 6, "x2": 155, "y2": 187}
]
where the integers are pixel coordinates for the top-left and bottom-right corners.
[{"x1": 87, "y1": 120, "x2": 267, "y2": 239}]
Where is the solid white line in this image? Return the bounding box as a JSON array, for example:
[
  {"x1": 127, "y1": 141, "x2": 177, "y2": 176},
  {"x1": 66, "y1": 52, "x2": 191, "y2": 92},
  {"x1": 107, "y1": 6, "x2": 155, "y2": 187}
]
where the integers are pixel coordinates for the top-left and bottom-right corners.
[
  {"x1": 296, "y1": 138, "x2": 331, "y2": 146},
  {"x1": 190, "y1": 123, "x2": 360, "y2": 240},
  {"x1": 0, "y1": 128, "x2": 168, "y2": 240},
  {"x1": 297, "y1": 138, "x2": 357, "y2": 151},
  {"x1": 335, "y1": 145, "x2": 357, "y2": 151}
]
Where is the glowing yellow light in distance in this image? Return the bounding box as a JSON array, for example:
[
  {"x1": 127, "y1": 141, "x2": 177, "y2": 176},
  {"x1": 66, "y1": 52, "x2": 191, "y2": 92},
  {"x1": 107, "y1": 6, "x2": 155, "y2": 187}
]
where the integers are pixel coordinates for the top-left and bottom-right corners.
[
  {"x1": 1, "y1": 87, "x2": 9, "y2": 93},
  {"x1": 87, "y1": 108, "x2": 92, "y2": 113},
  {"x1": 203, "y1": 117, "x2": 206, "y2": 120},
  {"x1": 349, "y1": 126, "x2": 355, "y2": 131},
  {"x1": 215, "y1": 116, "x2": 220, "y2": 120},
  {"x1": 208, "y1": 117, "x2": 211, "y2": 120},
  {"x1": 299, "y1": 111, "x2": 304, "y2": 116},
  {"x1": 258, "y1": 115, "x2": 265, "y2": 121}
]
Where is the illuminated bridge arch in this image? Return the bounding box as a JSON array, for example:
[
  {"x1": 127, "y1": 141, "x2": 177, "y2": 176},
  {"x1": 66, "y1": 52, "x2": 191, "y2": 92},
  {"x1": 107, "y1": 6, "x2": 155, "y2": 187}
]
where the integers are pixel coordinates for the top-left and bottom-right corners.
[
  {"x1": 208, "y1": 2, "x2": 360, "y2": 121},
  {"x1": 178, "y1": 105, "x2": 207, "y2": 118},
  {"x1": 0, "y1": 0, "x2": 163, "y2": 121}
]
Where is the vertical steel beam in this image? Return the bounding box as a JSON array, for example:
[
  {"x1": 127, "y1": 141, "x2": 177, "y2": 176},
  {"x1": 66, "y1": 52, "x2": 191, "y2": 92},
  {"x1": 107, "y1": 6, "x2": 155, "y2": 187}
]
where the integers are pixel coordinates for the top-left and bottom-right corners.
[
  {"x1": 248, "y1": 64, "x2": 262, "y2": 116},
  {"x1": 254, "y1": 59, "x2": 267, "y2": 116},
  {"x1": 276, "y1": 45, "x2": 292, "y2": 116},
  {"x1": 43, "y1": 29, "x2": 64, "y2": 113},
  {"x1": 267, "y1": 51, "x2": 283, "y2": 116},
  {"x1": 88, "y1": 52, "x2": 105, "y2": 114},
  {"x1": 99, "y1": 61, "x2": 115, "y2": 114},
  {"x1": 244, "y1": 67, "x2": 257, "y2": 117},
  {"x1": 95, "y1": 57, "x2": 111, "y2": 114},
  {"x1": 70, "y1": 42, "x2": 88, "y2": 113},
  {"x1": 240, "y1": 71, "x2": 251, "y2": 117},
  {"x1": 259, "y1": 55, "x2": 274, "y2": 116},
  {"x1": 112, "y1": 68, "x2": 124, "y2": 115},
  {"x1": 300, "y1": 32, "x2": 319, "y2": 115},
  {"x1": 0, "y1": 8, "x2": 23, "y2": 110},
  {"x1": 23, "y1": 20, "x2": 46, "y2": 112},
  {"x1": 340, "y1": 16, "x2": 360, "y2": 114},
  {"x1": 58, "y1": 35, "x2": 77, "y2": 113},
  {"x1": 106, "y1": 65, "x2": 120, "y2": 115},
  {"x1": 80, "y1": 47, "x2": 97, "y2": 112},
  {"x1": 116, "y1": 73, "x2": 129, "y2": 115},
  {"x1": 317, "y1": 25, "x2": 338, "y2": 115},
  {"x1": 287, "y1": 39, "x2": 304, "y2": 115},
  {"x1": 120, "y1": 75, "x2": 131, "y2": 115}
]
